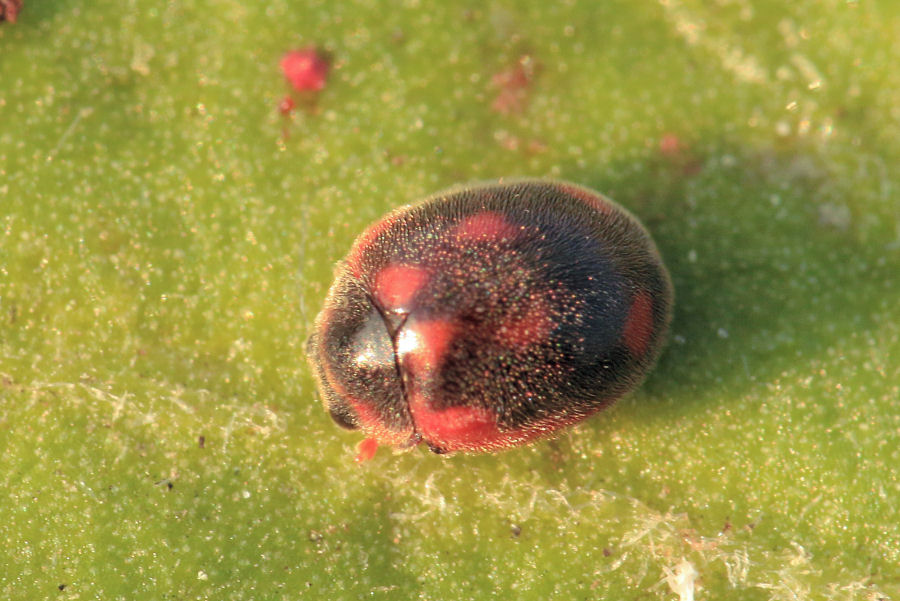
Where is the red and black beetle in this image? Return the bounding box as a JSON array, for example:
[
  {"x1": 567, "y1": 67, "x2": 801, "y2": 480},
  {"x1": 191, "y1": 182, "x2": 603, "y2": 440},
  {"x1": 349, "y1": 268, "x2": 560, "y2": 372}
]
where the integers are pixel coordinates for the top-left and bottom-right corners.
[{"x1": 307, "y1": 180, "x2": 673, "y2": 460}]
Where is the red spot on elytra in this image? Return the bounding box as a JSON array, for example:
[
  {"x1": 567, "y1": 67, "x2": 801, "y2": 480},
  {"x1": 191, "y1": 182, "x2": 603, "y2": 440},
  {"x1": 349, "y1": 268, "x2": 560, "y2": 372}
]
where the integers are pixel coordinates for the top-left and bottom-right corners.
[
  {"x1": 622, "y1": 291, "x2": 653, "y2": 356},
  {"x1": 281, "y1": 48, "x2": 330, "y2": 92},
  {"x1": 412, "y1": 404, "x2": 502, "y2": 451},
  {"x1": 557, "y1": 184, "x2": 612, "y2": 215},
  {"x1": 355, "y1": 437, "x2": 379, "y2": 463},
  {"x1": 497, "y1": 295, "x2": 554, "y2": 347},
  {"x1": 398, "y1": 318, "x2": 456, "y2": 374},
  {"x1": 411, "y1": 401, "x2": 604, "y2": 454},
  {"x1": 374, "y1": 265, "x2": 429, "y2": 312},
  {"x1": 453, "y1": 212, "x2": 518, "y2": 242}
]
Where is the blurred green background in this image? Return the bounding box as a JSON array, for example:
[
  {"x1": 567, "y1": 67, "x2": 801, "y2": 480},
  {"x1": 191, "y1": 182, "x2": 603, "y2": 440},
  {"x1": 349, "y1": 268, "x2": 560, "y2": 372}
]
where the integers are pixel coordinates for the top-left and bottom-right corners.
[{"x1": 1, "y1": 1, "x2": 898, "y2": 599}]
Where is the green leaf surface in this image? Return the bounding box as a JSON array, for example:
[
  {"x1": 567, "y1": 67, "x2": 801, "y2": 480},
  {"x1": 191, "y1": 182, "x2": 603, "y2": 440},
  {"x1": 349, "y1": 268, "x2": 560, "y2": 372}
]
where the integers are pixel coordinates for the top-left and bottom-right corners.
[{"x1": 1, "y1": 1, "x2": 898, "y2": 599}]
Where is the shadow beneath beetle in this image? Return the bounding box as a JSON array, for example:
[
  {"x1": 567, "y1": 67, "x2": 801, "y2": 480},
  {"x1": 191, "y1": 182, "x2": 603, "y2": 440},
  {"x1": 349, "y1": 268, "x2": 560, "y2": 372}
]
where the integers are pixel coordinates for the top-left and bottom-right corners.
[{"x1": 568, "y1": 140, "x2": 900, "y2": 420}]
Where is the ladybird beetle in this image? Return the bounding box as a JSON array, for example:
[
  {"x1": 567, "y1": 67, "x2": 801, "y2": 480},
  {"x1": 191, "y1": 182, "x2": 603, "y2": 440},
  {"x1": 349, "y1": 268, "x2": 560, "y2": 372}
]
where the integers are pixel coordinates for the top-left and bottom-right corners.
[{"x1": 307, "y1": 180, "x2": 673, "y2": 459}]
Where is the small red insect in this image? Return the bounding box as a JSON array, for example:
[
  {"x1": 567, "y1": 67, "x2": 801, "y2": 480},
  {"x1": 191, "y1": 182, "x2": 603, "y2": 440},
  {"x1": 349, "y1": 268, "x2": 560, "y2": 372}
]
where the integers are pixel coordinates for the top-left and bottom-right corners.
[
  {"x1": 280, "y1": 47, "x2": 329, "y2": 92},
  {"x1": 307, "y1": 180, "x2": 673, "y2": 459},
  {"x1": 0, "y1": 0, "x2": 23, "y2": 23}
]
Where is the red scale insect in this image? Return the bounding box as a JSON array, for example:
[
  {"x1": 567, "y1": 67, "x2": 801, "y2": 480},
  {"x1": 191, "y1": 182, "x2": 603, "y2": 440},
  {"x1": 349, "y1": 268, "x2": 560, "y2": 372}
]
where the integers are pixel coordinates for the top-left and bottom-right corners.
[{"x1": 307, "y1": 180, "x2": 673, "y2": 459}]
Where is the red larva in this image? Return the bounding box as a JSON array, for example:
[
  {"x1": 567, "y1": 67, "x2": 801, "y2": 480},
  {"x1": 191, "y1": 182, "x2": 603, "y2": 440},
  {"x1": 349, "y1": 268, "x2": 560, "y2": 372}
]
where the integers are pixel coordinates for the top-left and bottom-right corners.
[
  {"x1": 307, "y1": 180, "x2": 673, "y2": 459},
  {"x1": 280, "y1": 47, "x2": 329, "y2": 92},
  {"x1": 0, "y1": 0, "x2": 23, "y2": 23}
]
